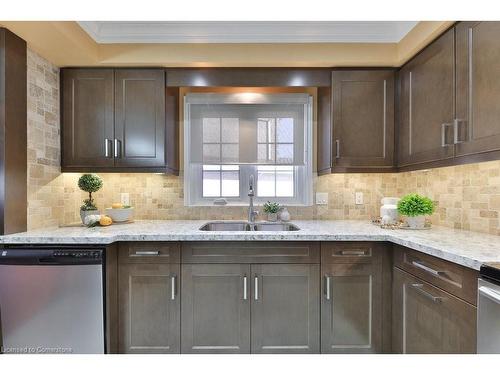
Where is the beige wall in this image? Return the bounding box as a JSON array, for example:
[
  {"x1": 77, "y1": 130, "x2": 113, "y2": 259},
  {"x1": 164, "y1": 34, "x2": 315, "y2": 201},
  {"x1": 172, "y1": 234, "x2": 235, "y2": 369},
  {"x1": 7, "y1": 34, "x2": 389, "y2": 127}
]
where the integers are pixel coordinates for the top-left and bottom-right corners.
[{"x1": 2, "y1": 21, "x2": 452, "y2": 68}]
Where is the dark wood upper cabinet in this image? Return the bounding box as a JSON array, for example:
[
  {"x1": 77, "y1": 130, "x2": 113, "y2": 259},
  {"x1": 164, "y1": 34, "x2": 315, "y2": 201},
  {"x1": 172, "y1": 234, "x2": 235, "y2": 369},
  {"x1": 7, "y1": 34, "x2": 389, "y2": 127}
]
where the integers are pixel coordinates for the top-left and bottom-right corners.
[
  {"x1": 114, "y1": 69, "x2": 166, "y2": 168},
  {"x1": 332, "y1": 70, "x2": 395, "y2": 171},
  {"x1": 61, "y1": 69, "x2": 115, "y2": 169},
  {"x1": 61, "y1": 68, "x2": 177, "y2": 173},
  {"x1": 318, "y1": 69, "x2": 395, "y2": 174},
  {"x1": 397, "y1": 28, "x2": 456, "y2": 167},
  {"x1": 455, "y1": 22, "x2": 500, "y2": 157}
]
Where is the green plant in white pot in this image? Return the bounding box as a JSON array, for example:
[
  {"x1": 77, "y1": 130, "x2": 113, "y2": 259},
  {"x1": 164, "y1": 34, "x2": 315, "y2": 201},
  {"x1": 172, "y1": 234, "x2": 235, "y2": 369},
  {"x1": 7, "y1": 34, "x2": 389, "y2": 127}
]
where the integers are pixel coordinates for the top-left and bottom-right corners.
[
  {"x1": 397, "y1": 193, "x2": 435, "y2": 229},
  {"x1": 263, "y1": 201, "x2": 280, "y2": 222},
  {"x1": 78, "y1": 174, "x2": 103, "y2": 225}
]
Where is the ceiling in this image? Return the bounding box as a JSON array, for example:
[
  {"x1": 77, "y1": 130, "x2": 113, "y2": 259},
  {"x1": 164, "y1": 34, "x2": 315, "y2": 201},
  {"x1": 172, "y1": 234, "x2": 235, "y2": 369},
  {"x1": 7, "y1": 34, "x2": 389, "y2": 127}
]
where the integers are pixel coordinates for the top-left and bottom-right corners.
[{"x1": 78, "y1": 21, "x2": 419, "y2": 44}]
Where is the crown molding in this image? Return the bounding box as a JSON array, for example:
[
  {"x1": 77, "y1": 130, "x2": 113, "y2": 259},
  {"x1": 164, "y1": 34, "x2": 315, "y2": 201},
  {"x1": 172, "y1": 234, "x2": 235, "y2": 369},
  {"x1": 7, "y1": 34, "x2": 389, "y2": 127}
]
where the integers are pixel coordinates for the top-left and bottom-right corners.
[{"x1": 77, "y1": 21, "x2": 418, "y2": 44}]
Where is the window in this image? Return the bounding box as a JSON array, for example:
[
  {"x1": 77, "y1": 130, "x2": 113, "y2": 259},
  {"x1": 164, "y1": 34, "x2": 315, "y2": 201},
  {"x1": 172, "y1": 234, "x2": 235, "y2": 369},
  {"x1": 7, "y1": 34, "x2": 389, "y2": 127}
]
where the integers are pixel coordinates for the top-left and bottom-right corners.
[{"x1": 184, "y1": 93, "x2": 312, "y2": 206}]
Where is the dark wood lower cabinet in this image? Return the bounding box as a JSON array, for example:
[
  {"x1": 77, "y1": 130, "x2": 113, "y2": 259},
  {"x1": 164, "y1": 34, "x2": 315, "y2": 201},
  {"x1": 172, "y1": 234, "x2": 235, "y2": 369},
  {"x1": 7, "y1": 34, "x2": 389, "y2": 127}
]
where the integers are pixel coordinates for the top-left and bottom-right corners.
[
  {"x1": 321, "y1": 262, "x2": 383, "y2": 353},
  {"x1": 181, "y1": 264, "x2": 251, "y2": 354},
  {"x1": 113, "y1": 241, "x2": 478, "y2": 354},
  {"x1": 392, "y1": 267, "x2": 477, "y2": 354},
  {"x1": 251, "y1": 264, "x2": 320, "y2": 354},
  {"x1": 118, "y1": 263, "x2": 180, "y2": 353}
]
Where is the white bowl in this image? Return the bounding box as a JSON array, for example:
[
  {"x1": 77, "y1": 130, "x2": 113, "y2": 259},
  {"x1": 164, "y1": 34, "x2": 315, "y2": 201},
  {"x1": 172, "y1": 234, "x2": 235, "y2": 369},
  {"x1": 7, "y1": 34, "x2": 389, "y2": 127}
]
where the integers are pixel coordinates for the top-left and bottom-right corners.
[{"x1": 105, "y1": 207, "x2": 134, "y2": 222}]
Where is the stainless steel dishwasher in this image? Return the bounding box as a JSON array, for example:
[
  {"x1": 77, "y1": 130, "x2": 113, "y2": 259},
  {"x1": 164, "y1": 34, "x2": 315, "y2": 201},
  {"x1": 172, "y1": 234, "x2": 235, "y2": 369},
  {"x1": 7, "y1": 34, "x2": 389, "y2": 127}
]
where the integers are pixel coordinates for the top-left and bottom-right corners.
[
  {"x1": 478, "y1": 263, "x2": 500, "y2": 354},
  {"x1": 0, "y1": 247, "x2": 105, "y2": 354}
]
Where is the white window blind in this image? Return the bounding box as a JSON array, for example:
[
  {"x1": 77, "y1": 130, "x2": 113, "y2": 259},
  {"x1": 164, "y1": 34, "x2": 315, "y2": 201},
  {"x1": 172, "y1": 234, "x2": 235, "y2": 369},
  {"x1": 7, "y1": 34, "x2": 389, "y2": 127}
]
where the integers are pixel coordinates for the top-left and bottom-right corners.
[
  {"x1": 184, "y1": 93, "x2": 313, "y2": 206},
  {"x1": 185, "y1": 93, "x2": 309, "y2": 166}
]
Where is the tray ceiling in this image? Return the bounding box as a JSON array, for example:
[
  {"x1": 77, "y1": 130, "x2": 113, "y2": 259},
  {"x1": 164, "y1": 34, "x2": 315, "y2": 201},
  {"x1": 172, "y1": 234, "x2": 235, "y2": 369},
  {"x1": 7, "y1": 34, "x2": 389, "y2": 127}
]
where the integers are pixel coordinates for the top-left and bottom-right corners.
[{"x1": 78, "y1": 21, "x2": 419, "y2": 44}]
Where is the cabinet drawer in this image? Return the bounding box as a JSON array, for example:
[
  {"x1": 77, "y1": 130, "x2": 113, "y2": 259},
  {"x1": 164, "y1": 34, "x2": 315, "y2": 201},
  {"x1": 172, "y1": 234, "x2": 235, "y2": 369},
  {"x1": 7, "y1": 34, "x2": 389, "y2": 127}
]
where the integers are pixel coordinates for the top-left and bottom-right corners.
[
  {"x1": 118, "y1": 242, "x2": 180, "y2": 264},
  {"x1": 322, "y1": 242, "x2": 388, "y2": 264},
  {"x1": 392, "y1": 267, "x2": 477, "y2": 354},
  {"x1": 393, "y1": 245, "x2": 478, "y2": 305},
  {"x1": 182, "y1": 242, "x2": 320, "y2": 264}
]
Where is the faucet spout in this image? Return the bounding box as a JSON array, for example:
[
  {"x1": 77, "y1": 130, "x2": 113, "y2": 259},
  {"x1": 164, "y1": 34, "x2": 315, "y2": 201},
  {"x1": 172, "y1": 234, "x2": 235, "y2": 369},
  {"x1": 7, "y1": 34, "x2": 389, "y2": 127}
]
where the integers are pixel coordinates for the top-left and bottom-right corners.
[{"x1": 248, "y1": 175, "x2": 258, "y2": 224}]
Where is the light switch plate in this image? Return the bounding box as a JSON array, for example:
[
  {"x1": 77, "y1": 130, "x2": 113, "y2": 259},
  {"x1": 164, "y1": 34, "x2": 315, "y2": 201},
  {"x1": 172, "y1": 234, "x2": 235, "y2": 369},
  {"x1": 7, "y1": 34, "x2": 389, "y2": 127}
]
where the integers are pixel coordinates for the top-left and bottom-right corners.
[
  {"x1": 355, "y1": 192, "x2": 364, "y2": 205},
  {"x1": 121, "y1": 193, "x2": 130, "y2": 206},
  {"x1": 316, "y1": 192, "x2": 328, "y2": 206}
]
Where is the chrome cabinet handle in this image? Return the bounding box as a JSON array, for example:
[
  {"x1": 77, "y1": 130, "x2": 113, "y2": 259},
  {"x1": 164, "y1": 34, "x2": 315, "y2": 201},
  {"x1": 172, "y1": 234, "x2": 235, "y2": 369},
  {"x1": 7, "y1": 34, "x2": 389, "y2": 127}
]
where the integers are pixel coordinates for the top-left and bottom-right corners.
[
  {"x1": 441, "y1": 123, "x2": 454, "y2": 147},
  {"x1": 324, "y1": 275, "x2": 331, "y2": 300},
  {"x1": 479, "y1": 286, "x2": 500, "y2": 305},
  {"x1": 114, "y1": 139, "x2": 121, "y2": 158},
  {"x1": 340, "y1": 250, "x2": 367, "y2": 256},
  {"x1": 411, "y1": 260, "x2": 444, "y2": 277},
  {"x1": 335, "y1": 139, "x2": 340, "y2": 158},
  {"x1": 133, "y1": 250, "x2": 160, "y2": 256},
  {"x1": 254, "y1": 275, "x2": 259, "y2": 301},
  {"x1": 104, "y1": 138, "x2": 112, "y2": 158},
  {"x1": 453, "y1": 118, "x2": 466, "y2": 144},
  {"x1": 243, "y1": 275, "x2": 248, "y2": 300},
  {"x1": 171, "y1": 275, "x2": 177, "y2": 300},
  {"x1": 410, "y1": 283, "x2": 442, "y2": 303}
]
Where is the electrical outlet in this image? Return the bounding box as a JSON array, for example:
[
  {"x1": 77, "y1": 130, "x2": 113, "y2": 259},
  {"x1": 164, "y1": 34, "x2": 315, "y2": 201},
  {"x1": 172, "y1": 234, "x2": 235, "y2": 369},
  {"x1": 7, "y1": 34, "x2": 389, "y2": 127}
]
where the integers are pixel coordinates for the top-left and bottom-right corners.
[
  {"x1": 121, "y1": 193, "x2": 130, "y2": 206},
  {"x1": 355, "y1": 192, "x2": 364, "y2": 205},
  {"x1": 316, "y1": 192, "x2": 328, "y2": 206}
]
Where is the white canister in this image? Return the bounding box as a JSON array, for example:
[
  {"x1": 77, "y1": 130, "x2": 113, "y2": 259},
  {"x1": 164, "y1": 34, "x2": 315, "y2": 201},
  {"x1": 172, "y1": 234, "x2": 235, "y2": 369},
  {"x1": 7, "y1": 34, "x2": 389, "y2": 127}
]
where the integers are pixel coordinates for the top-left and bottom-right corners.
[
  {"x1": 280, "y1": 207, "x2": 291, "y2": 222},
  {"x1": 380, "y1": 197, "x2": 400, "y2": 225}
]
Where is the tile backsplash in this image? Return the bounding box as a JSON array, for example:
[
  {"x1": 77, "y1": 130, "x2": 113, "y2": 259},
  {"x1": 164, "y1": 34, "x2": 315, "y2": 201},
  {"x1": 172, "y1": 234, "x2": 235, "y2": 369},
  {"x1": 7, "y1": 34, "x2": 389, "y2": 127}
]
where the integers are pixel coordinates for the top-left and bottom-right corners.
[{"x1": 25, "y1": 47, "x2": 500, "y2": 235}]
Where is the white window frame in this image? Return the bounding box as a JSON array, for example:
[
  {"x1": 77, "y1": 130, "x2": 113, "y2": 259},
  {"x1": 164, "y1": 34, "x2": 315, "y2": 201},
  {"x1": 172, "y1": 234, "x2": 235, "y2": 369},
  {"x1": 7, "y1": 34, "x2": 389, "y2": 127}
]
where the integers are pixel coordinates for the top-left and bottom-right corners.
[{"x1": 184, "y1": 95, "x2": 313, "y2": 207}]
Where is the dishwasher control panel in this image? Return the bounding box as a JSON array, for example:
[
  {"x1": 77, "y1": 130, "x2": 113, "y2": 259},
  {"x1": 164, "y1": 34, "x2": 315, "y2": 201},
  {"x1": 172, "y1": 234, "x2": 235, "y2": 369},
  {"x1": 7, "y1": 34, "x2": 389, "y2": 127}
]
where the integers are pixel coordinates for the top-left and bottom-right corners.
[{"x1": 53, "y1": 250, "x2": 102, "y2": 259}]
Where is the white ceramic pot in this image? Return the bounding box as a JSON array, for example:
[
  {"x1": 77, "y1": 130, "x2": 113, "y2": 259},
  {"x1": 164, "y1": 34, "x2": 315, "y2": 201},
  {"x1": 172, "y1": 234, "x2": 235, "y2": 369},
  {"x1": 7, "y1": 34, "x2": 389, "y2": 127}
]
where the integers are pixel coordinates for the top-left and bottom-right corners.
[
  {"x1": 80, "y1": 209, "x2": 99, "y2": 225},
  {"x1": 267, "y1": 212, "x2": 278, "y2": 222},
  {"x1": 406, "y1": 216, "x2": 426, "y2": 229},
  {"x1": 105, "y1": 207, "x2": 134, "y2": 222}
]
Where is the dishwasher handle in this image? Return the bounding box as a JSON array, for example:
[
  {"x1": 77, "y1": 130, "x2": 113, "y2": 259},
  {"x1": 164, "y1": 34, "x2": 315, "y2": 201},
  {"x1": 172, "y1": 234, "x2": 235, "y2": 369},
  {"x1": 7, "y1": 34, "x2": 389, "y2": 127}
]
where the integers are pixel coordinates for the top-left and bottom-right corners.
[{"x1": 479, "y1": 285, "x2": 500, "y2": 305}]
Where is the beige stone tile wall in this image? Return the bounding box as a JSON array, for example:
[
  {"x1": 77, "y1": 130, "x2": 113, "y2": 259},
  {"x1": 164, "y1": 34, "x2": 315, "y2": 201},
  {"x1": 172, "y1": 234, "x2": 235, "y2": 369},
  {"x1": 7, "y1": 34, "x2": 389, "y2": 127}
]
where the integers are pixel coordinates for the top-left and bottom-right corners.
[
  {"x1": 27, "y1": 48, "x2": 64, "y2": 230},
  {"x1": 61, "y1": 172, "x2": 398, "y2": 224},
  {"x1": 395, "y1": 161, "x2": 500, "y2": 235}
]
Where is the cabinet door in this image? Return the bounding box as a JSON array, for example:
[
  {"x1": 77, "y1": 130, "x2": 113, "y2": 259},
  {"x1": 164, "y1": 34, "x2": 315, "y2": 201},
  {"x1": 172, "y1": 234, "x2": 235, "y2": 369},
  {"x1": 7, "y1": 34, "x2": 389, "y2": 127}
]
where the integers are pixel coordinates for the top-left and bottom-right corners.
[
  {"x1": 181, "y1": 264, "x2": 250, "y2": 353},
  {"x1": 251, "y1": 264, "x2": 320, "y2": 354},
  {"x1": 455, "y1": 22, "x2": 500, "y2": 156},
  {"x1": 332, "y1": 70, "x2": 394, "y2": 170},
  {"x1": 398, "y1": 28, "x2": 456, "y2": 167},
  {"x1": 114, "y1": 69, "x2": 166, "y2": 168},
  {"x1": 118, "y1": 263, "x2": 180, "y2": 353},
  {"x1": 61, "y1": 69, "x2": 114, "y2": 169},
  {"x1": 321, "y1": 261, "x2": 383, "y2": 353},
  {"x1": 392, "y1": 267, "x2": 476, "y2": 354}
]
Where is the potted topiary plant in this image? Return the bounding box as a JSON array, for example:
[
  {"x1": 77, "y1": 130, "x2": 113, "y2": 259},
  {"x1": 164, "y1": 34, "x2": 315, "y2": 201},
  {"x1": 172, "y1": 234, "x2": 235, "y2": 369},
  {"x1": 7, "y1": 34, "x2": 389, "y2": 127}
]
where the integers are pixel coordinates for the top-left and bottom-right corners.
[
  {"x1": 78, "y1": 174, "x2": 103, "y2": 224},
  {"x1": 263, "y1": 201, "x2": 280, "y2": 222},
  {"x1": 397, "y1": 193, "x2": 435, "y2": 229}
]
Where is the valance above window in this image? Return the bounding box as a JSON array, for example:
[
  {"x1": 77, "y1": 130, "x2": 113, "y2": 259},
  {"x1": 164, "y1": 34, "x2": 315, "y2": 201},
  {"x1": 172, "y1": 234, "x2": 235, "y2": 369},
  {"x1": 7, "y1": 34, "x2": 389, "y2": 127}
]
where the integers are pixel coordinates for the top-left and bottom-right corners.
[{"x1": 185, "y1": 93, "x2": 310, "y2": 166}]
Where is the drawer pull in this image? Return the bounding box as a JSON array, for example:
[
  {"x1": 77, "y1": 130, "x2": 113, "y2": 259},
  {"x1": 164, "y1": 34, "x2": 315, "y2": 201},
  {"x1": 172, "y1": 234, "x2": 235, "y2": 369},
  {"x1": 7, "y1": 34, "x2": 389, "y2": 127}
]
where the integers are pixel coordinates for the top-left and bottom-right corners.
[
  {"x1": 133, "y1": 250, "x2": 160, "y2": 256},
  {"x1": 411, "y1": 260, "x2": 444, "y2": 277},
  {"x1": 254, "y1": 275, "x2": 259, "y2": 301},
  {"x1": 410, "y1": 283, "x2": 442, "y2": 303},
  {"x1": 324, "y1": 275, "x2": 331, "y2": 300},
  {"x1": 479, "y1": 286, "x2": 500, "y2": 305},
  {"x1": 340, "y1": 250, "x2": 367, "y2": 256},
  {"x1": 171, "y1": 275, "x2": 177, "y2": 300},
  {"x1": 243, "y1": 275, "x2": 248, "y2": 300}
]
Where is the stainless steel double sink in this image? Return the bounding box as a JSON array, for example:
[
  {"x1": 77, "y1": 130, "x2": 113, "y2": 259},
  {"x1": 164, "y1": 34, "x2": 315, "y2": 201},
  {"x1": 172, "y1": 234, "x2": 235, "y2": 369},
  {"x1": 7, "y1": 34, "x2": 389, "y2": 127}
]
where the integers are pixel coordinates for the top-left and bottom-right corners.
[{"x1": 199, "y1": 221, "x2": 300, "y2": 232}]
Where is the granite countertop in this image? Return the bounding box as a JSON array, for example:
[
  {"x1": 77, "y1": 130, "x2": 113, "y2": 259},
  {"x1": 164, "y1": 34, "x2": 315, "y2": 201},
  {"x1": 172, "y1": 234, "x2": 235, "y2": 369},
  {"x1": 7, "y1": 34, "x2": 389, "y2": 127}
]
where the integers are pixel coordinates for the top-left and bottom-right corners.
[{"x1": 1, "y1": 220, "x2": 499, "y2": 270}]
